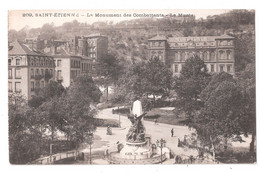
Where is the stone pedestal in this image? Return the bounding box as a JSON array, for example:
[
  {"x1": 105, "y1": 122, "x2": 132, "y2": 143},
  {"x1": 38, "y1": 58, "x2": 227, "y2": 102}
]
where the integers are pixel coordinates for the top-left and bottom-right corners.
[{"x1": 119, "y1": 141, "x2": 152, "y2": 160}]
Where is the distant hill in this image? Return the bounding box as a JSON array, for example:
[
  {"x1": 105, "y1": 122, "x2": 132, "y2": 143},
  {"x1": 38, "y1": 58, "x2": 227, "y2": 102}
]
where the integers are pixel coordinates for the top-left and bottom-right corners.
[{"x1": 8, "y1": 10, "x2": 255, "y2": 71}]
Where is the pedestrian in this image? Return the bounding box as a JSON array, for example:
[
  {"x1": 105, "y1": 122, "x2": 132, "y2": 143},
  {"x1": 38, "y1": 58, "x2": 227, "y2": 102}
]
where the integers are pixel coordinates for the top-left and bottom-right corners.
[
  {"x1": 154, "y1": 118, "x2": 158, "y2": 125},
  {"x1": 171, "y1": 128, "x2": 174, "y2": 137},
  {"x1": 178, "y1": 138, "x2": 181, "y2": 147}
]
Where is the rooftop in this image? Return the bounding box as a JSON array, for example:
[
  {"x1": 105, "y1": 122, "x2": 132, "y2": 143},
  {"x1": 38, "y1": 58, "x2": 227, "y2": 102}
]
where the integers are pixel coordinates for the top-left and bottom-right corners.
[
  {"x1": 84, "y1": 33, "x2": 107, "y2": 38},
  {"x1": 8, "y1": 40, "x2": 48, "y2": 56},
  {"x1": 148, "y1": 35, "x2": 167, "y2": 41},
  {"x1": 168, "y1": 35, "x2": 234, "y2": 43}
]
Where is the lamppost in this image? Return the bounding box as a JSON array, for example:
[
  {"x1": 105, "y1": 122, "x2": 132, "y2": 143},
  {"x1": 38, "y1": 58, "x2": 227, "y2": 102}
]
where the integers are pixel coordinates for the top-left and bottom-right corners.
[
  {"x1": 86, "y1": 133, "x2": 93, "y2": 164},
  {"x1": 49, "y1": 143, "x2": 54, "y2": 163},
  {"x1": 156, "y1": 138, "x2": 166, "y2": 164},
  {"x1": 119, "y1": 114, "x2": 121, "y2": 128}
]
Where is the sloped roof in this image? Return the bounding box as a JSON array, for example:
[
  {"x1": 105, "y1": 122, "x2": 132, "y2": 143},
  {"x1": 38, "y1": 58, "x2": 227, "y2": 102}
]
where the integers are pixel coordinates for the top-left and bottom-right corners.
[
  {"x1": 84, "y1": 33, "x2": 107, "y2": 38},
  {"x1": 167, "y1": 35, "x2": 234, "y2": 43},
  {"x1": 148, "y1": 35, "x2": 167, "y2": 41},
  {"x1": 8, "y1": 40, "x2": 38, "y2": 55}
]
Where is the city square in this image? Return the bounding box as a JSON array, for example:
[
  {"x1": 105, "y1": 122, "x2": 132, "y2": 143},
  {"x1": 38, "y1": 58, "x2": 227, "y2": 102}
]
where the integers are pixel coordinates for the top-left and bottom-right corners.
[{"x1": 7, "y1": 9, "x2": 256, "y2": 165}]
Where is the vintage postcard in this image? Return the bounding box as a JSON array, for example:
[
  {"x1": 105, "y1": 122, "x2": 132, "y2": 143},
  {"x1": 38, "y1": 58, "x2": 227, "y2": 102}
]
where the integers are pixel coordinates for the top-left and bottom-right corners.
[{"x1": 7, "y1": 9, "x2": 256, "y2": 165}]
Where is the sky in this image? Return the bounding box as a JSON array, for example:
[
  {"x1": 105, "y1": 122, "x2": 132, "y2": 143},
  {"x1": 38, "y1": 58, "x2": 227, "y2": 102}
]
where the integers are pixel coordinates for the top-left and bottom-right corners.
[{"x1": 8, "y1": 9, "x2": 230, "y2": 31}]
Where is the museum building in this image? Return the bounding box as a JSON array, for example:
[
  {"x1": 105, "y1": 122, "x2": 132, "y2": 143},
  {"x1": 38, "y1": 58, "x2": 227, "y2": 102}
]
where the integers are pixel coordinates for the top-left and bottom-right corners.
[{"x1": 148, "y1": 35, "x2": 235, "y2": 75}]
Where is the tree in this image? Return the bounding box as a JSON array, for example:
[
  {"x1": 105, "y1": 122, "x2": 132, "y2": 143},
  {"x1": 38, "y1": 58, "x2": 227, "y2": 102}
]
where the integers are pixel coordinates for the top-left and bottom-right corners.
[
  {"x1": 112, "y1": 57, "x2": 173, "y2": 111},
  {"x1": 142, "y1": 57, "x2": 173, "y2": 102},
  {"x1": 237, "y1": 63, "x2": 256, "y2": 153},
  {"x1": 234, "y1": 33, "x2": 255, "y2": 72},
  {"x1": 174, "y1": 55, "x2": 211, "y2": 121},
  {"x1": 38, "y1": 23, "x2": 57, "y2": 43},
  {"x1": 9, "y1": 93, "x2": 42, "y2": 164},
  {"x1": 195, "y1": 72, "x2": 244, "y2": 162},
  {"x1": 95, "y1": 53, "x2": 123, "y2": 101},
  {"x1": 37, "y1": 97, "x2": 64, "y2": 142},
  {"x1": 61, "y1": 74, "x2": 102, "y2": 154},
  {"x1": 28, "y1": 81, "x2": 65, "y2": 108}
]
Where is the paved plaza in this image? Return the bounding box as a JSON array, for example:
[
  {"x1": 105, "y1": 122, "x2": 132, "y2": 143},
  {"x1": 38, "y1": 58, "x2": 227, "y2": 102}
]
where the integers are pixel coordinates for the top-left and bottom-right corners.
[{"x1": 80, "y1": 107, "x2": 251, "y2": 164}]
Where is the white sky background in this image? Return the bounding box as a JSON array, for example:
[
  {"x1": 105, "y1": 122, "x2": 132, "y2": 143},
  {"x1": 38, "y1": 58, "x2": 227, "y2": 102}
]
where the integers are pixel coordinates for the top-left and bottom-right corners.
[
  {"x1": 1, "y1": 0, "x2": 260, "y2": 173},
  {"x1": 9, "y1": 9, "x2": 230, "y2": 31}
]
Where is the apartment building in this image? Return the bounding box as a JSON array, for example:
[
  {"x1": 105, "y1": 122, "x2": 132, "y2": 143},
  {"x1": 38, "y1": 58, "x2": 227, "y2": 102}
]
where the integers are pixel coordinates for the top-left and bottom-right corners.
[
  {"x1": 8, "y1": 40, "x2": 55, "y2": 99},
  {"x1": 48, "y1": 40, "x2": 95, "y2": 88}
]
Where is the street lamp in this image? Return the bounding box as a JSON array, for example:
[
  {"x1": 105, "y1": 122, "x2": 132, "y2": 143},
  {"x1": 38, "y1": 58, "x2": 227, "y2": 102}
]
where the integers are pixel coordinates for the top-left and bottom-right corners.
[
  {"x1": 119, "y1": 114, "x2": 121, "y2": 128},
  {"x1": 49, "y1": 143, "x2": 54, "y2": 163},
  {"x1": 156, "y1": 138, "x2": 166, "y2": 164},
  {"x1": 86, "y1": 133, "x2": 94, "y2": 164}
]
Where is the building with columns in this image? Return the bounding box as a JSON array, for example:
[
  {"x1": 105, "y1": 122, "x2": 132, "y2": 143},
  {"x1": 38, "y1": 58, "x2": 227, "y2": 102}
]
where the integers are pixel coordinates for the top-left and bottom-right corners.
[
  {"x1": 148, "y1": 35, "x2": 235, "y2": 75},
  {"x1": 8, "y1": 40, "x2": 55, "y2": 100}
]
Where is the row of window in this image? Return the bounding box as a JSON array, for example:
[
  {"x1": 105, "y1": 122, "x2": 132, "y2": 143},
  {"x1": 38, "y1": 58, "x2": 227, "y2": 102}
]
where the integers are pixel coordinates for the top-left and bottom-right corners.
[
  {"x1": 31, "y1": 81, "x2": 45, "y2": 91},
  {"x1": 89, "y1": 53, "x2": 96, "y2": 58},
  {"x1": 81, "y1": 63, "x2": 93, "y2": 72},
  {"x1": 8, "y1": 82, "x2": 21, "y2": 92},
  {"x1": 173, "y1": 64, "x2": 233, "y2": 73},
  {"x1": 219, "y1": 50, "x2": 232, "y2": 60},
  {"x1": 171, "y1": 41, "x2": 215, "y2": 48},
  {"x1": 8, "y1": 68, "x2": 21, "y2": 79},
  {"x1": 88, "y1": 40, "x2": 96, "y2": 46},
  {"x1": 149, "y1": 40, "x2": 233, "y2": 48},
  {"x1": 88, "y1": 47, "x2": 96, "y2": 52},
  {"x1": 149, "y1": 41, "x2": 165, "y2": 47},
  {"x1": 31, "y1": 68, "x2": 53, "y2": 79},
  {"x1": 169, "y1": 51, "x2": 215, "y2": 61},
  {"x1": 159, "y1": 50, "x2": 233, "y2": 62},
  {"x1": 71, "y1": 70, "x2": 81, "y2": 79},
  {"x1": 8, "y1": 57, "x2": 55, "y2": 67},
  {"x1": 71, "y1": 59, "x2": 81, "y2": 68},
  {"x1": 8, "y1": 59, "x2": 21, "y2": 66},
  {"x1": 29, "y1": 57, "x2": 54, "y2": 67},
  {"x1": 218, "y1": 40, "x2": 233, "y2": 46}
]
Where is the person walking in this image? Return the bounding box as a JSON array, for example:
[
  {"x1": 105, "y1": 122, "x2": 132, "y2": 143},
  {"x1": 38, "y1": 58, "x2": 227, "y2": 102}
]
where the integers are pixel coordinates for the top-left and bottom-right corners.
[
  {"x1": 154, "y1": 118, "x2": 158, "y2": 125},
  {"x1": 171, "y1": 128, "x2": 174, "y2": 137}
]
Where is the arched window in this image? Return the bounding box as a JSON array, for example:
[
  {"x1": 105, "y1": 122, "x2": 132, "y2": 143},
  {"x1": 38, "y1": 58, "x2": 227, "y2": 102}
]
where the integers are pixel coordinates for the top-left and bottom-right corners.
[
  {"x1": 158, "y1": 51, "x2": 163, "y2": 60},
  {"x1": 203, "y1": 52, "x2": 208, "y2": 61},
  {"x1": 210, "y1": 51, "x2": 215, "y2": 61},
  {"x1": 180, "y1": 52, "x2": 185, "y2": 61},
  {"x1": 188, "y1": 52, "x2": 193, "y2": 59},
  {"x1": 174, "y1": 52, "x2": 179, "y2": 61},
  {"x1": 226, "y1": 50, "x2": 232, "y2": 59},
  {"x1": 219, "y1": 50, "x2": 225, "y2": 59}
]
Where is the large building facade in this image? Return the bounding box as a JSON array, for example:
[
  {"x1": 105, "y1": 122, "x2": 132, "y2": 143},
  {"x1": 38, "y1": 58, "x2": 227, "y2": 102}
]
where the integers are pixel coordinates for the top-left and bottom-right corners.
[
  {"x1": 8, "y1": 40, "x2": 55, "y2": 99},
  {"x1": 148, "y1": 35, "x2": 235, "y2": 75},
  {"x1": 46, "y1": 40, "x2": 95, "y2": 88},
  {"x1": 73, "y1": 33, "x2": 108, "y2": 60},
  {"x1": 43, "y1": 33, "x2": 108, "y2": 88}
]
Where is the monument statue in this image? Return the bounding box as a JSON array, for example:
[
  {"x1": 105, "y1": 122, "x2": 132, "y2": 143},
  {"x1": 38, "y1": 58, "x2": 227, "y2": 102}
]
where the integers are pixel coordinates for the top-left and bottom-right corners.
[
  {"x1": 106, "y1": 99, "x2": 170, "y2": 164},
  {"x1": 126, "y1": 100, "x2": 146, "y2": 143}
]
